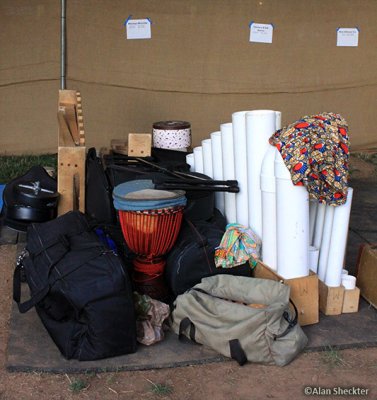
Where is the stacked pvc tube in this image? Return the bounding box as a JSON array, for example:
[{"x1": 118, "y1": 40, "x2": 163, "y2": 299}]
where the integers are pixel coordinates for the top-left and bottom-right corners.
[
  {"x1": 275, "y1": 150, "x2": 309, "y2": 279},
  {"x1": 317, "y1": 205, "x2": 335, "y2": 282},
  {"x1": 210, "y1": 131, "x2": 225, "y2": 214},
  {"x1": 246, "y1": 110, "x2": 276, "y2": 239},
  {"x1": 232, "y1": 111, "x2": 249, "y2": 227},
  {"x1": 185, "y1": 153, "x2": 195, "y2": 172},
  {"x1": 193, "y1": 146, "x2": 204, "y2": 174},
  {"x1": 309, "y1": 200, "x2": 318, "y2": 245},
  {"x1": 202, "y1": 139, "x2": 213, "y2": 178},
  {"x1": 220, "y1": 123, "x2": 237, "y2": 223},
  {"x1": 275, "y1": 111, "x2": 282, "y2": 132},
  {"x1": 260, "y1": 146, "x2": 278, "y2": 270},
  {"x1": 325, "y1": 188, "x2": 354, "y2": 286},
  {"x1": 313, "y1": 203, "x2": 326, "y2": 251},
  {"x1": 178, "y1": 109, "x2": 354, "y2": 284},
  {"x1": 309, "y1": 246, "x2": 319, "y2": 273}
]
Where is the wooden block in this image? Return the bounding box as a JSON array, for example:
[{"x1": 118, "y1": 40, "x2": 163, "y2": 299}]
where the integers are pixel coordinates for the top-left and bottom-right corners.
[
  {"x1": 59, "y1": 89, "x2": 76, "y2": 105},
  {"x1": 57, "y1": 107, "x2": 74, "y2": 146},
  {"x1": 356, "y1": 244, "x2": 377, "y2": 309},
  {"x1": 111, "y1": 139, "x2": 128, "y2": 155},
  {"x1": 62, "y1": 104, "x2": 80, "y2": 145},
  {"x1": 127, "y1": 133, "x2": 152, "y2": 157},
  {"x1": 318, "y1": 280, "x2": 345, "y2": 315},
  {"x1": 57, "y1": 146, "x2": 86, "y2": 215},
  {"x1": 342, "y1": 287, "x2": 360, "y2": 313},
  {"x1": 58, "y1": 89, "x2": 85, "y2": 147},
  {"x1": 253, "y1": 262, "x2": 319, "y2": 326}
]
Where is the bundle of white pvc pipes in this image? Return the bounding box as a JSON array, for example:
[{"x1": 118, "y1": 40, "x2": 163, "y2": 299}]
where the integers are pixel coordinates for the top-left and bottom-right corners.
[{"x1": 184, "y1": 109, "x2": 353, "y2": 282}]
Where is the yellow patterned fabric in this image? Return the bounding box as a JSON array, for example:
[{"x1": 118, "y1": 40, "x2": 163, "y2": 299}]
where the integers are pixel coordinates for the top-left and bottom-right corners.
[{"x1": 269, "y1": 112, "x2": 350, "y2": 206}]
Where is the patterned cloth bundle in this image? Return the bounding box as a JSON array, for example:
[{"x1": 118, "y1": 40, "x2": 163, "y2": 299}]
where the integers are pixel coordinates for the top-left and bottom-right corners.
[
  {"x1": 269, "y1": 112, "x2": 350, "y2": 206},
  {"x1": 214, "y1": 224, "x2": 261, "y2": 269}
]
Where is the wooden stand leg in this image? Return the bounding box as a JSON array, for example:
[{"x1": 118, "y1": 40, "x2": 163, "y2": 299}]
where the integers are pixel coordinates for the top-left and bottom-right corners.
[{"x1": 57, "y1": 146, "x2": 86, "y2": 216}]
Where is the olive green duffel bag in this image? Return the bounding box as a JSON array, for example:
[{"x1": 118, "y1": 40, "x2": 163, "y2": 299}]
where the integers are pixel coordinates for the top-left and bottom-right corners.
[{"x1": 170, "y1": 275, "x2": 308, "y2": 366}]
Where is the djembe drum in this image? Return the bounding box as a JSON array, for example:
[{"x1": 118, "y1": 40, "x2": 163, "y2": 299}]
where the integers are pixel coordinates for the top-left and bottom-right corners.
[{"x1": 113, "y1": 180, "x2": 186, "y2": 300}]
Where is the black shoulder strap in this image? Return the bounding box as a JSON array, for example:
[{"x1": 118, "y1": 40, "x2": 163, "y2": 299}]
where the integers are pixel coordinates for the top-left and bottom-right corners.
[
  {"x1": 229, "y1": 339, "x2": 247, "y2": 366},
  {"x1": 274, "y1": 299, "x2": 299, "y2": 340},
  {"x1": 178, "y1": 317, "x2": 197, "y2": 343}
]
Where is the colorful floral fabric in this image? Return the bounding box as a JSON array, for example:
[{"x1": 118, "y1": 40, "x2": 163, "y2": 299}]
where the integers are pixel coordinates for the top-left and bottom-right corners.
[
  {"x1": 214, "y1": 223, "x2": 261, "y2": 269},
  {"x1": 269, "y1": 112, "x2": 350, "y2": 206}
]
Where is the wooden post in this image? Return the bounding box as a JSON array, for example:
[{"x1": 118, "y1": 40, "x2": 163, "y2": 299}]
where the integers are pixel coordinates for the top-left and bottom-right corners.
[{"x1": 57, "y1": 90, "x2": 86, "y2": 216}]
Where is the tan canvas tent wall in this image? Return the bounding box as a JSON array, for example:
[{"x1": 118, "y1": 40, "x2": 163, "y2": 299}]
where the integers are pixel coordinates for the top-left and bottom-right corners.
[{"x1": 1, "y1": 0, "x2": 377, "y2": 154}]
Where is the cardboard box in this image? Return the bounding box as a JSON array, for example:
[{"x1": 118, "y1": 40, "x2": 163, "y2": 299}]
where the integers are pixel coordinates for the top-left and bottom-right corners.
[
  {"x1": 253, "y1": 262, "x2": 319, "y2": 326},
  {"x1": 318, "y1": 280, "x2": 345, "y2": 316},
  {"x1": 356, "y1": 244, "x2": 377, "y2": 309},
  {"x1": 342, "y1": 287, "x2": 360, "y2": 313}
]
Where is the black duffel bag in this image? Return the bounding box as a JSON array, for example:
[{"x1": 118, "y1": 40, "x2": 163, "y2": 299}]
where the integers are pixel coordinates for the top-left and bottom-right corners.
[
  {"x1": 13, "y1": 211, "x2": 137, "y2": 361},
  {"x1": 165, "y1": 211, "x2": 252, "y2": 297}
]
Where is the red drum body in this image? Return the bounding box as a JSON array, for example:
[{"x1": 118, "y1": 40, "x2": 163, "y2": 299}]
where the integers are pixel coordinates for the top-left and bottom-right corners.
[{"x1": 113, "y1": 180, "x2": 186, "y2": 300}]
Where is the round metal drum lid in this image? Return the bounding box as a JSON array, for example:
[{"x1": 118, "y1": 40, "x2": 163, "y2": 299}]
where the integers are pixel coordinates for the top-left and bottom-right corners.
[{"x1": 152, "y1": 121, "x2": 191, "y2": 130}]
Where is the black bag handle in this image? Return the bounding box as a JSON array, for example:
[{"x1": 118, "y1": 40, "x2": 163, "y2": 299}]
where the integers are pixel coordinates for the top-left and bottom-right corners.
[
  {"x1": 274, "y1": 299, "x2": 299, "y2": 340},
  {"x1": 229, "y1": 339, "x2": 248, "y2": 366},
  {"x1": 178, "y1": 317, "x2": 197, "y2": 343},
  {"x1": 13, "y1": 264, "x2": 50, "y2": 313}
]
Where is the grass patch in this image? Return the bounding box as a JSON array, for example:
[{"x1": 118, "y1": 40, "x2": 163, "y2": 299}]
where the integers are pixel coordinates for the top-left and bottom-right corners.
[
  {"x1": 65, "y1": 374, "x2": 89, "y2": 394},
  {"x1": 147, "y1": 379, "x2": 173, "y2": 397},
  {"x1": 321, "y1": 346, "x2": 348, "y2": 368},
  {"x1": 68, "y1": 378, "x2": 89, "y2": 393},
  {"x1": 0, "y1": 154, "x2": 57, "y2": 183}
]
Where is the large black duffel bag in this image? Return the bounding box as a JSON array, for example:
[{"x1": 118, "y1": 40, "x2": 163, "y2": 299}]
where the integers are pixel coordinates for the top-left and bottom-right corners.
[
  {"x1": 164, "y1": 211, "x2": 252, "y2": 297},
  {"x1": 13, "y1": 211, "x2": 137, "y2": 361}
]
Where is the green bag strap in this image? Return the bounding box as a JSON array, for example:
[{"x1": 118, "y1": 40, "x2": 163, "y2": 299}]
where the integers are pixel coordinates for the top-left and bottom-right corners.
[{"x1": 178, "y1": 317, "x2": 197, "y2": 343}]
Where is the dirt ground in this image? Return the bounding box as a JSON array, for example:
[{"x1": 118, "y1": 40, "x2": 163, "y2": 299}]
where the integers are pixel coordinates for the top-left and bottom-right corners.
[{"x1": 1, "y1": 156, "x2": 377, "y2": 400}]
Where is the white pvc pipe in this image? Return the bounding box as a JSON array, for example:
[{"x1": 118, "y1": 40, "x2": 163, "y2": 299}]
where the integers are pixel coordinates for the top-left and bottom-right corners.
[
  {"x1": 309, "y1": 245, "x2": 319, "y2": 273},
  {"x1": 325, "y1": 188, "x2": 354, "y2": 287},
  {"x1": 185, "y1": 153, "x2": 195, "y2": 172},
  {"x1": 275, "y1": 150, "x2": 309, "y2": 279},
  {"x1": 275, "y1": 111, "x2": 282, "y2": 131},
  {"x1": 232, "y1": 111, "x2": 249, "y2": 227},
  {"x1": 313, "y1": 203, "x2": 326, "y2": 250},
  {"x1": 260, "y1": 146, "x2": 278, "y2": 270},
  {"x1": 246, "y1": 110, "x2": 277, "y2": 238},
  {"x1": 317, "y1": 205, "x2": 335, "y2": 282},
  {"x1": 309, "y1": 200, "x2": 318, "y2": 245},
  {"x1": 210, "y1": 131, "x2": 225, "y2": 215},
  {"x1": 342, "y1": 275, "x2": 356, "y2": 290},
  {"x1": 193, "y1": 146, "x2": 204, "y2": 174},
  {"x1": 201, "y1": 138, "x2": 213, "y2": 178},
  {"x1": 220, "y1": 122, "x2": 237, "y2": 223}
]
